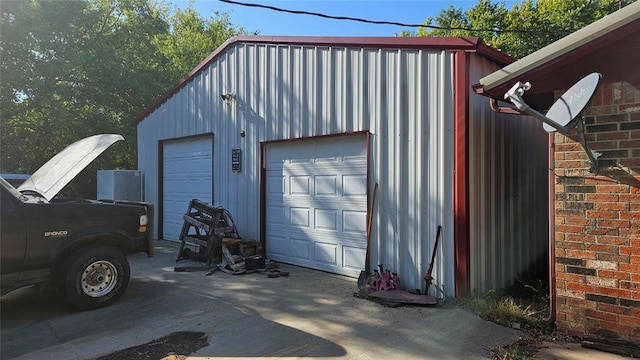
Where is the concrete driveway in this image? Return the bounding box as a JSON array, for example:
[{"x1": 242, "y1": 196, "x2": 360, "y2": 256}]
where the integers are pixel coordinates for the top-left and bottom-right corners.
[{"x1": 1, "y1": 241, "x2": 523, "y2": 359}]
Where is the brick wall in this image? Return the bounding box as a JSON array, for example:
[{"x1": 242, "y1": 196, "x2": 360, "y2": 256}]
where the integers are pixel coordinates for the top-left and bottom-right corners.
[{"x1": 554, "y1": 80, "x2": 640, "y2": 342}]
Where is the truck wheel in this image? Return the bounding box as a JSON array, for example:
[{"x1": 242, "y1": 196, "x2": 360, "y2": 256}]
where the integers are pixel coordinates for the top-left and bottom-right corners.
[{"x1": 62, "y1": 246, "x2": 130, "y2": 310}]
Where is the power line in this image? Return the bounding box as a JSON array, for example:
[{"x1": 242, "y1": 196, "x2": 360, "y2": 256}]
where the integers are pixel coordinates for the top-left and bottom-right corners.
[{"x1": 219, "y1": 0, "x2": 567, "y2": 35}]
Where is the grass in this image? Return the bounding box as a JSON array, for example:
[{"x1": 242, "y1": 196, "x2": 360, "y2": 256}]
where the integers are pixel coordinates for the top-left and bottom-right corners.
[{"x1": 454, "y1": 278, "x2": 555, "y2": 359}]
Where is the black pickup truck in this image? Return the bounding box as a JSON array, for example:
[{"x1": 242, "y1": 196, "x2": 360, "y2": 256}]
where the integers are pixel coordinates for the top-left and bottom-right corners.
[{"x1": 0, "y1": 134, "x2": 153, "y2": 310}]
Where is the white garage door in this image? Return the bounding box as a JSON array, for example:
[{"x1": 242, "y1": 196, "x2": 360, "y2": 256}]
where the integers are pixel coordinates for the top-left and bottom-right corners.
[
  {"x1": 163, "y1": 136, "x2": 213, "y2": 241},
  {"x1": 265, "y1": 135, "x2": 368, "y2": 277}
]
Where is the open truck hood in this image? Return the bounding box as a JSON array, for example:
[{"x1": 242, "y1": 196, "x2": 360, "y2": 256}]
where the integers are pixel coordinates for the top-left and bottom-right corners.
[{"x1": 17, "y1": 134, "x2": 124, "y2": 201}]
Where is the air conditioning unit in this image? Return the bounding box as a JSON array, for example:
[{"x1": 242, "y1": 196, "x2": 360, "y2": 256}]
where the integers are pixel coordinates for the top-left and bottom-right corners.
[{"x1": 97, "y1": 170, "x2": 143, "y2": 201}]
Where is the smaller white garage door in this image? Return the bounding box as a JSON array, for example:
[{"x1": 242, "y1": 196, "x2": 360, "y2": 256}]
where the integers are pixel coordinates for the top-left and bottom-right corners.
[
  {"x1": 163, "y1": 136, "x2": 213, "y2": 241},
  {"x1": 265, "y1": 135, "x2": 368, "y2": 277}
]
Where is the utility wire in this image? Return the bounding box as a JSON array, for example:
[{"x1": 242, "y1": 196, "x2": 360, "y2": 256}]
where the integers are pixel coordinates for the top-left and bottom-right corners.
[{"x1": 219, "y1": 0, "x2": 568, "y2": 35}]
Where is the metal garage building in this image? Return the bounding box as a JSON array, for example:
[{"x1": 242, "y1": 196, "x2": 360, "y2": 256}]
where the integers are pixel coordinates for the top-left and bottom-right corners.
[{"x1": 135, "y1": 36, "x2": 549, "y2": 297}]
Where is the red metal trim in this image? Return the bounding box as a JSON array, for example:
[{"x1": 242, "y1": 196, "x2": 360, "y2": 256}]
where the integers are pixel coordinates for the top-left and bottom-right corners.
[
  {"x1": 133, "y1": 36, "x2": 512, "y2": 125},
  {"x1": 259, "y1": 130, "x2": 370, "y2": 146},
  {"x1": 454, "y1": 51, "x2": 471, "y2": 297},
  {"x1": 259, "y1": 131, "x2": 370, "y2": 256},
  {"x1": 259, "y1": 141, "x2": 266, "y2": 256},
  {"x1": 157, "y1": 140, "x2": 164, "y2": 239},
  {"x1": 133, "y1": 127, "x2": 139, "y2": 169},
  {"x1": 489, "y1": 98, "x2": 522, "y2": 115},
  {"x1": 545, "y1": 133, "x2": 557, "y2": 323}
]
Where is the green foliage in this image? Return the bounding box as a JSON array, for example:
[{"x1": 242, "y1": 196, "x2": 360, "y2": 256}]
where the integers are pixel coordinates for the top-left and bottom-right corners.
[
  {"x1": 155, "y1": 6, "x2": 249, "y2": 78},
  {"x1": 0, "y1": 0, "x2": 247, "y2": 197},
  {"x1": 405, "y1": 0, "x2": 635, "y2": 59}
]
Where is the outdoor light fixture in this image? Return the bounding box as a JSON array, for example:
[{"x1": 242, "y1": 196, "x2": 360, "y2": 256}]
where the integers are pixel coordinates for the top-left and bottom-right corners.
[
  {"x1": 220, "y1": 93, "x2": 235, "y2": 104},
  {"x1": 504, "y1": 72, "x2": 603, "y2": 173}
]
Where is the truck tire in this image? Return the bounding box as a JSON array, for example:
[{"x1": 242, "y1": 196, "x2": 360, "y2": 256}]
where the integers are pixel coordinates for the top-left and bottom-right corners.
[{"x1": 62, "y1": 246, "x2": 130, "y2": 310}]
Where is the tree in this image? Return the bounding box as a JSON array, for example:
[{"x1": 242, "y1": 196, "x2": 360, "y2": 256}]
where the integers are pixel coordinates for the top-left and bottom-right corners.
[
  {"x1": 405, "y1": 0, "x2": 634, "y2": 59},
  {"x1": 1, "y1": 0, "x2": 247, "y2": 196},
  {"x1": 155, "y1": 6, "x2": 249, "y2": 78}
]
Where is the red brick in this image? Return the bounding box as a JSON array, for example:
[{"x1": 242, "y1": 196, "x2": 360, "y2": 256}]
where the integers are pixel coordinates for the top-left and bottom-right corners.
[
  {"x1": 595, "y1": 185, "x2": 632, "y2": 193},
  {"x1": 620, "y1": 263, "x2": 640, "y2": 273},
  {"x1": 566, "y1": 297, "x2": 596, "y2": 308},
  {"x1": 557, "y1": 224, "x2": 589, "y2": 233},
  {"x1": 566, "y1": 250, "x2": 596, "y2": 259},
  {"x1": 598, "y1": 270, "x2": 631, "y2": 280},
  {"x1": 598, "y1": 236, "x2": 629, "y2": 246},
  {"x1": 595, "y1": 202, "x2": 629, "y2": 211},
  {"x1": 597, "y1": 253, "x2": 630, "y2": 263},
  {"x1": 620, "y1": 212, "x2": 640, "y2": 221},
  {"x1": 565, "y1": 151, "x2": 589, "y2": 160},
  {"x1": 586, "y1": 244, "x2": 617, "y2": 253},
  {"x1": 586, "y1": 193, "x2": 618, "y2": 202},
  {"x1": 598, "y1": 304, "x2": 632, "y2": 316},
  {"x1": 596, "y1": 220, "x2": 630, "y2": 228},
  {"x1": 566, "y1": 233, "x2": 596, "y2": 243},
  {"x1": 620, "y1": 315, "x2": 640, "y2": 327},
  {"x1": 597, "y1": 287, "x2": 630, "y2": 298},
  {"x1": 586, "y1": 309, "x2": 618, "y2": 322},
  {"x1": 559, "y1": 160, "x2": 588, "y2": 168},
  {"x1": 584, "y1": 177, "x2": 619, "y2": 185},
  {"x1": 567, "y1": 283, "x2": 596, "y2": 293},
  {"x1": 620, "y1": 281, "x2": 640, "y2": 290},
  {"x1": 557, "y1": 272, "x2": 583, "y2": 282},
  {"x1": 597, "y1": 131, "x2": 629, "y2": 140},
  {"x1": 586, "y1": 322, "x2": 631, "y2": 338},
  {"x1": 622, "y1": 190, "x2": 640, "y2": 198},
  {"x1": 620, "y1": 246, "x2": 640, "y2": 255},
  {"x1": 565, "y1": 217, "x2": 596, "y2": 226},
  {"x1": 556, "y1": 143, "x2": 583, "y2": 152},
  {"x1": 587, "y1": 211, "x2": 618, "y2": 219},
  {"x1": 620, "y1": 139, "x2": 640, "y2": 148},
  {"x1": 556, "y1": 241, "x2": 585, "y2": 250},
  {"x1": 586, "y1": 227, "x2": 620, "y2": 236}
]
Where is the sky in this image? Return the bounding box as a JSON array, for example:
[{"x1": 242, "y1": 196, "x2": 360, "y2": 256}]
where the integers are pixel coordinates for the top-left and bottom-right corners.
[{"x1": 170, "y1": 0, "x2": 493, "y2": 37}]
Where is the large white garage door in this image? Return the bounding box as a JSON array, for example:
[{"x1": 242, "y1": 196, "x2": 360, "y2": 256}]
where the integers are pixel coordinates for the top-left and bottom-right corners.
[
  {"x1": 163, "y1": 136, "x2": 213, "y2": 241},
  {"x1": 265, "y1": 135, "x2": 368, "y2": 277}
]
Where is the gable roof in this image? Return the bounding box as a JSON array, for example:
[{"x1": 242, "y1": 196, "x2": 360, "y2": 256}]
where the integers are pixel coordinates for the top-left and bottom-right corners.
[
  {"x1": 473, "y1": 1, "x2": 640, "y2": 101},
  {"x1": 133, "y1": 36, "x2": 513, "y2": 124}
]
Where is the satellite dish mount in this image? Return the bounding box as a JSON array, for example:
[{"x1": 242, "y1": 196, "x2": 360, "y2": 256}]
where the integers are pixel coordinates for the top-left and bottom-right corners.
[{"x1": 504, "y1": 72, "x2": 603, "y2": 173}]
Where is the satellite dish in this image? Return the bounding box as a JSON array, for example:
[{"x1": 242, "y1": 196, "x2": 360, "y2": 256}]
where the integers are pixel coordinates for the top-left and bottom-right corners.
[
  {"x1": 504, "y1": 72, "x2": 602, "y2": 135},
  {"x1": 542, "y1": 72, "x2": 602, "y2": 133},
  {"x1": 504, "y1": 72, "x2": 604, "y2": 173}
]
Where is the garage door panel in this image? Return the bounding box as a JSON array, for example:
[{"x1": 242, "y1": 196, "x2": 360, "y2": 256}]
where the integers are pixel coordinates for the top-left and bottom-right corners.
[
  {"x1": 268, "y1": 235, "x2": 289, "y2": 257},
  {"x1": 268, "y1": 205, "x2": 287, "y2": 224},
  {"x1": 314, "y1": 209, "x2": 337, "y2": 231},
  {"x1": 268, "y1": 175, "x2": 285, "y2": 194},
  {"x1": 162, "y1": 137, "x2": 212, "y2": 241},
  {"x1": 290, "y1": 176, "x2": 311, "y2": 195},
  {"x1": 315, "y1": 242, "x2": 337, "y2": 265},
  {"x1": 266, "y1": 134, "x2": 367, "y2": 277},
  {"x1": 290, "y1": 207, "x2": 310, "y2": 227},
  {"x1": 343, "y1": 210, "x2": 367, "y2": 233},
  {"x1": 343, "y1": 175, "x2": 367, "y2": 196},
  {"x1": 343, "y1": 246, "x2": 365, "y2": 270},
  {"x1": 315, "y1": 175, "x2": 337, "y2": 196},
  {"x1": 291, "y1": 238, "x2": 311, "y2": 260}
]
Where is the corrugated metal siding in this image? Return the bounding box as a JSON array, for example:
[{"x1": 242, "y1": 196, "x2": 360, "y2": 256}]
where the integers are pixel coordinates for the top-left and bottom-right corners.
[
  {"x1": 138, "y1": 42, "x2": 472, "y2": 295},
  {"x1": 467, "y1": 54, "x2": 549, "y2": 294}
]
